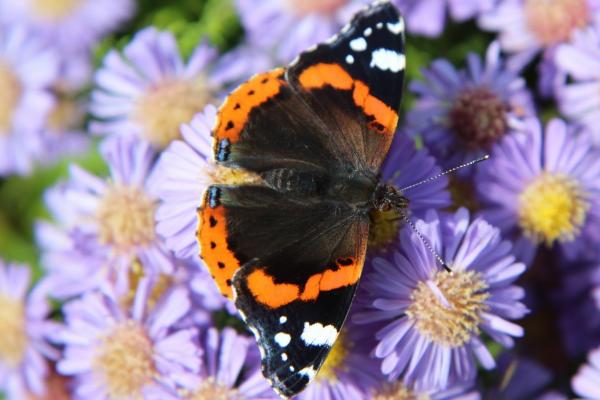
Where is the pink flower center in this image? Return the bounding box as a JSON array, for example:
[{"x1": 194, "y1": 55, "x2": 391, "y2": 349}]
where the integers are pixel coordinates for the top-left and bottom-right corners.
[
  {"x1": 449, "y1": 86, "x2": 508, "y2": 150},
  {"x1": 285, "y1": 0, "x2": 348, "y2": 16},
  {"x1": 525, "y1": 0, "x2": 590, "y2": 46}
]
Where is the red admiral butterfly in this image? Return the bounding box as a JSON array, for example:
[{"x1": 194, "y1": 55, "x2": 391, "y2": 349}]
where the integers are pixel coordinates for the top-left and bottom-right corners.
[{"x1": 198, "y1": 1, "x2": 406, "y2": 397}]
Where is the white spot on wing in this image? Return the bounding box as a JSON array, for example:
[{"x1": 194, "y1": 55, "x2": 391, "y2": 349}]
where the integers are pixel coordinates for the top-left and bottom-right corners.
[
  {"x1": 350, "y1": 37, "x2": 367, "y2": 52},
  {"x1": 281, "y1": 353, "x2": 288, "y2": 361},
  {"x1": 274, "y1": 332, "x2": 291, "y2": 347},
  {"x1": 364, "y1": 27, "x2": 372, "y2": 36},
  {"x1": 299, "y1": 366, "x2": 317, "y2": 380},
  {"x1": 279, "y1": 316, "x2": 287, "y2": 324},
  {"x1": 370, "y1": 49, "x2": 406, "y2": 72},
  {"x1": 387, "y1": 19, "x2": 404, "y2": 35},
  {"x1": 301, "y1": 322, "x2": 338, "y2": 346},
  {"x1": 346, "y1": 54, "x2": 354, "y2": 64},
  {"x1": 289, "y1": 365, "x2": 295, "y2": 372},
  {"x1": 376, "y1": 22, "x2": 383, "y2": 29}
]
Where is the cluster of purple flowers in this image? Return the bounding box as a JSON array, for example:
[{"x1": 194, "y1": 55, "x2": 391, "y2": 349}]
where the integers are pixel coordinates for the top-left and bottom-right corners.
[{"x1": 1, "y1": 0, "x2": 600, "y2": 399}]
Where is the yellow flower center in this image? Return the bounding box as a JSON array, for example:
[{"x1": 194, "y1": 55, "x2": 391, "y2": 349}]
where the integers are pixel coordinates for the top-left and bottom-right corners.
[
  {"x1": 525, "y1": 0, "x2": 589, "y2": 46},
  {"x1": 518, "y1": 172, "x2": 589, "y2": 245},
  {"x1": 368, "y1": 209, "x2": 402, "y2": 251},
  {"x1": 406, "y1": 270, "x2": 489, "y2": 348},
  {"x1": 31, "y1": 0, "x2": 80, "y2": 19},
  {"x1": 285, "y1": 0, "x2": 348, "y2": 15},
  {"x1": 94, "y1": 321, "x2": 156, "y2": 399},
  {"x1": 0, "y1": 62, "x2": 22, "y2": 133},
  {"x1": 47, "y1": 97, "x2": 81, "y2": 133},
  {"x1": 0, "y1": 294, "x2": 28, "y2": 367},
  {"x1": 183, "y1": 377, "x2": 239, "y2": 400},
  {"x1": 317, "y1": 332, "x2": 349, "y2": 383},
  {"x1": 133, "y1": 78, "x2": 210, "y2": 148},
  {"x1": 374, "y1": 382, "x2": 429, "y2": 400},
  {"x1": 96, "y1": 184, "x2": 157, "y2": 253}
]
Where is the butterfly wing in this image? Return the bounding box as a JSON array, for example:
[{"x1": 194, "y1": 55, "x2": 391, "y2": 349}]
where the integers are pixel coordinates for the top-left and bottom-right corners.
[
  {"x1": 198, "y1": 184, "x2": 368, "y2": 398},
  {"x1": 287, "y1": 0, "x2": 405, "y2": 170},
  {"x1": 199, "y1": 1, "x2": 406, "y2": 397}
]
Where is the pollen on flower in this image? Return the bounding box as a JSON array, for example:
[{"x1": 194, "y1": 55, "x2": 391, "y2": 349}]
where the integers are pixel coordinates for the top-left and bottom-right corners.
[
  {"x1": 210, "y1": 165, "x2": 263, "y2": 186},
  {"x1": 31, "y1": 0, "x2": 80, "y2": 19},
  {"x1": 368, "y1": 208, "x2": 402, "y2": 250},
  {"x1": 133, "y1": 78, "x2": 210, "y2": 148},
  {"x1": 0, "y1": 62, "x2": 22, "y2": 133},
  {"x1": 525, "y1": 0, "x2": 589, "y2": 46},
  {"x1": 96, "y1": 184, "x2": 157, "y2": 252},
  {"x1": 285, "y1": 0, "x2": 348, "y2": 16},
  {"x1": 449, "y1": 86, "x2": 508, "y2": 150},
  {"x1": 0, "y1": 294, "x2": 27, "y2": 367},
  {"x1": 317, "y1": 331, "x2": 350, "y2": 382},
  {"x1": 94, "y1": 321, "x2": 156, "y2": 399},
  {"x1": 181, "y1": 377, "x2": 239, "y2": 400},
  {"x1": 406, "y1": 270, "x2": 489, "y2": 348},
  {"x1": 518, "y1": 172, "x2": 589, "y2": 245},
  {"x1": 373, "y1": 382, "x2": 425, "y2": 400}
]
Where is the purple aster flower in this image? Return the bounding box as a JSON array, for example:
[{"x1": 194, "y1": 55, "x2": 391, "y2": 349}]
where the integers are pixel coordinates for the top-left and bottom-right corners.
[
  {"x1": 407, "y1": 41, "x2": 534, "y2": 172},
  {"x1": 0, "y1": 0, "x2": 134, "y2": 55},
  {"x1": 53, "y1": 276, "x2": 200, "y2": 400},
  {"x1": 39, "y1": 91, "x2": 89, "y2": 164},
  {"x1": 90, "y1": 27, "x2": 251, "y2": 149},
  {"x1": 147, "y1": 327, "x2": 277, "y2": 400},
  {"x1": 392, "y1": 0, "x2": 495, "y2": 37},
  {"x1": 479, "y1": 0, "x2": 600, "y2": 59},
  {"x1": 555, "y1": 27, "x2": 600, "y2": 143},
  {"x1": 355, "y1": 208, "x2": 528, "y2": 391},
  {"x1": 484, "y1": 353, "x2": 567, "y2": 400},
  {"x1": 573, "y1": 346, "x2": 600, "y2": 399},
  {"x1": 476, "y1": 117, "x2": 600, "y2": 264},
  {"x1": 0, "y1": 25, "x2": 58, "y2": 176},
  {"x1": 373, "y1": 381, "x2": 479, "y2": 399},
  {"x1": 369, "y1": 132, "x2": 452, "y2": 252},
  {"x1": 153, "y1": 105, "x2": 218, "y2": 260},
  {"x1": 41, "y1": 135, "x2": 174, "y2": 279},
  {"x1": 553, "y1": 258, "x2": 600, "y2": 357},
  {"x1": 235, "y1": 0, "x2": 370, "y2": 63},
  {"x1": 0, "y1": 261, "x2": 59, "y2": 399}
]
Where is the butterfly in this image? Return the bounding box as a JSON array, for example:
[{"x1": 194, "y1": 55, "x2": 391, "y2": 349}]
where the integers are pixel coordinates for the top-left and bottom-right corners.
[{"x1": 197, "y1": 1, "x2": 406, "y2": 397}]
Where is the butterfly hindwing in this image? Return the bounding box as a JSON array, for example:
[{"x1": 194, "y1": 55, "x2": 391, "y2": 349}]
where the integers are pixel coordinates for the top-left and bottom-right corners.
[{"x1": 198, "y1": 184, "x2": 368, "y2": 397}]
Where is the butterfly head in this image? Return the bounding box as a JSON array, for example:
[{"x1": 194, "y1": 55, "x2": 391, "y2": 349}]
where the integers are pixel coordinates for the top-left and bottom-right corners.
[{"x1": 372, "y1": 183, "x2": 409, "y2": 212}]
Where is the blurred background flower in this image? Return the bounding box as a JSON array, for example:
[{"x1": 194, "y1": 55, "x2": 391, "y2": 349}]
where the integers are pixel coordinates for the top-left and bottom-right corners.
[{"x1": 0, "y1": 0, "x2": 598, "y2": 399}]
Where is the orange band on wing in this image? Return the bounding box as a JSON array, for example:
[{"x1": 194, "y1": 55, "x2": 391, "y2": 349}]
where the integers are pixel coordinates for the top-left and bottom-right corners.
[
  {"x1": 247, "y1": 269, "x2": 300, "y2": 308},
  {"x1": 246, "y1": 257, "x2": 362, "y2": 308},
  {"x1": 214, "y1": 68, "x2": 285, "y2": 145},
  {"x1": 298, "y1": 63, "x2": 354, "y2": 90},
  {"x1": 298, "y1": 63, "x2": 398, "y2": 135},
  {"x1": 197, "y1": 204, "x2": 241, "y2": 299}
]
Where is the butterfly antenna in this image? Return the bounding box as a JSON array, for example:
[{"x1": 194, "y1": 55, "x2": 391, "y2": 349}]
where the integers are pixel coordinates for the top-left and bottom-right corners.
[
  {"x1": 400, "y1": 211, "x2": 451, "y2": 272},
  {"x1": 399, "y1": 154, "x2": 490, "y2": 192}
]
